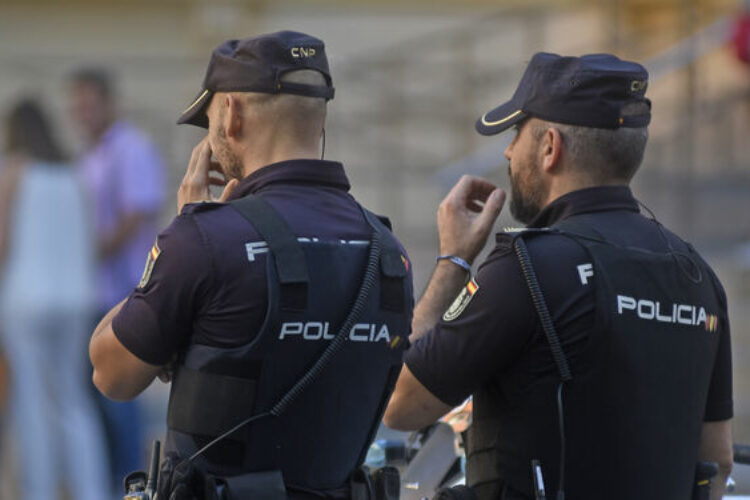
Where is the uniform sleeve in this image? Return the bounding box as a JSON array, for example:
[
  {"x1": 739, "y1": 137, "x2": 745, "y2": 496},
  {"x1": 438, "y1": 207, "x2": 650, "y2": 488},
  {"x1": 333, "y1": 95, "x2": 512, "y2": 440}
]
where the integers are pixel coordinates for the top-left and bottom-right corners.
[
  {"x1": 703, "y1": 275, "x2": 733, "y2": 421},
  {"x1": 111, "y1": 214, "x2": 212, "y2": 365},
  {"x1": 404, "y1": 245, "x2": 535, "y2": 407},
  {"x1": 117, "y1": 135, "x2": 165, "y2": 215}
]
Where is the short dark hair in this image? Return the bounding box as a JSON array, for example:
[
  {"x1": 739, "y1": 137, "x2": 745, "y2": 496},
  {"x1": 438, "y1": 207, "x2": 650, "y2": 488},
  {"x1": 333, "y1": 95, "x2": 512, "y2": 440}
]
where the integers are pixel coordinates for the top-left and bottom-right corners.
[
  {"x1": 5, "y1": 99, "x2": 67, "y2": 163},
  {"x1": 532, "y1": 102, "x2": 650, "y2": 182},
  {"x1": 70, "y1": 66, "x2": 115, "y2": 101}
]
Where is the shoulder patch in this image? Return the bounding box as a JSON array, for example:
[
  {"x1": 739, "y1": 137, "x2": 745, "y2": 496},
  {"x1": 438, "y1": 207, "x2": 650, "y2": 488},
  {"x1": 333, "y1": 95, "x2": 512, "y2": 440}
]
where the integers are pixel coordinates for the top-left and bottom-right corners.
[
  {"x1": 138, "y1": 241, "x2": 161, "y2": 289},
  {"x1": 442, "y1": 278, "x2": 479, "y2": 322}
]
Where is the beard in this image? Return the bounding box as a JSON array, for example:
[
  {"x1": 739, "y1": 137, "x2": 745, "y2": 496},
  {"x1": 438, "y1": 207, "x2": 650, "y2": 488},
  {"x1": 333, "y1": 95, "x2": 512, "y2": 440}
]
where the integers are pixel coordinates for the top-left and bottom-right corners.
[
  {"x1": 508, "y1": 164, "x2": 546, "y2": 225},
  {"x1": 214, "y1": 122, "x2": 244, "y2": 181}
]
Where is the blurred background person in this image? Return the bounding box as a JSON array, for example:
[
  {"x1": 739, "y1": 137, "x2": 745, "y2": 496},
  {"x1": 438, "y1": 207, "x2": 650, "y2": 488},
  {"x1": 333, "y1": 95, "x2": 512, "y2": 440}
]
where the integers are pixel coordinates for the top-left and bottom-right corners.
[
  {"x1": 0, "y1": 98, "x2": 110, "y2": 500},
  {"x1": 68, "y1": 67, "x2": 166, "y2": 490}
]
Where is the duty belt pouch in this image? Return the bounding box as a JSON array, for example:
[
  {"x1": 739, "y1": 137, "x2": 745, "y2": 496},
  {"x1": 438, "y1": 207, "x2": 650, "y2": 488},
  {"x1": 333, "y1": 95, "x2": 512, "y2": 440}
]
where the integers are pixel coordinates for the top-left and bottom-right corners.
[
  {"x1": 350, "y1": 466, "x2": 374, "y2": 500},
  {"x1": 218, "y1": 469, "x2": 287, "y2": 500},
  {"x1": 432, "y1": 485, "x2": 478, "y2": 500},
  {"x1": 350, "y1": 465, "x2": 400, "y2": 500},
  {"x1": 691, "y1": 461, "x2": 718, "y2": 500},
  {"x1": 372, "y1": 466, "x2": 400, "y2": 500}
]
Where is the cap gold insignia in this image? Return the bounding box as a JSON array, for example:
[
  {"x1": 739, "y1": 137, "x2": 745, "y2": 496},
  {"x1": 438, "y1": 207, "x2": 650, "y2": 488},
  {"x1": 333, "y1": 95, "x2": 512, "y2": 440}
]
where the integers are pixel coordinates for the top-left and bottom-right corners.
[{"x1": 291, "y1": 47, "x2": 316, "y2": 58}]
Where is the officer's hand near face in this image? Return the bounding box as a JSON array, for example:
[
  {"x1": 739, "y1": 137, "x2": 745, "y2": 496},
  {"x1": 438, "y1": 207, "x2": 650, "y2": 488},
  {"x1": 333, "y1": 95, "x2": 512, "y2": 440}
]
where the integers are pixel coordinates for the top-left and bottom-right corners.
[
  {"x1": 410, "y1": 175, "x2": 505, "y2": 341},
  {"x1": 384, "y1": 176, "x2": 505, "y2": 430},
  {"x1": 177, "y1": 137, "x2": 239, "y2": 213},
  {"x1": 438, "y1": 175, "x2": 505, "y2": 263}
]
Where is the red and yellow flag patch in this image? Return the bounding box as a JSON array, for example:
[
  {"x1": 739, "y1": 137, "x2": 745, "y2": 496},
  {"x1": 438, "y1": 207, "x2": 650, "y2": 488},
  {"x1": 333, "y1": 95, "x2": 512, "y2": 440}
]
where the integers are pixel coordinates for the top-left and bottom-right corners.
[
  {"x1": 138, "y1": 241, "x2": 161, "y2": 289},
  {"x1": 442, "y1": 278, "x2": 479, "y2": 322},
  {"x1": 401, "y1": 254, "x2": 410, "y2": 273},
  {"x1": 705, "y1": 314, "x2": 719, "y2": 333}
]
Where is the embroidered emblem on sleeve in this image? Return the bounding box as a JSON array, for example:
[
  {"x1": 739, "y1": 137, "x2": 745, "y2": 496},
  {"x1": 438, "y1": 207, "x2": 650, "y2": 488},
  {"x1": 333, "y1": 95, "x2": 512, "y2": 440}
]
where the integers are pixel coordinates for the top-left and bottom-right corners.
[
  {"x1": 138, "y1": 241, "x2": 161, "y2": 289},
  {"x1": 442, "y1": 278, "x2": 479, "y2": 322},
  {"x1": 401, "y1": 254, "x2": 410, "y2": 272}
]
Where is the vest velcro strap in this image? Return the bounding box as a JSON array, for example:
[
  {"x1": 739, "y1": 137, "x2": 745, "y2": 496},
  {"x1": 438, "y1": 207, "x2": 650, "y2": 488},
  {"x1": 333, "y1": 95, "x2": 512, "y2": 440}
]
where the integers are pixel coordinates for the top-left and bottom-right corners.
[
  {"x1": 466, "y1": 417, "x2": 500, "y2": 449},
  {"x1": 168, "y1": 367, "x2": 257, "y2": 437},
  {"x1": 231, "y1": 196, "x2": 309, "y2": 285},
  {"x1": 361, "y1": 208, "x2": 406, "y2": 313},
  {"x1": 380, "y1": 250, "x2": 407, "y2": 278},
  {"x1": 361, "y1": 209, "x2": 407, "y2": 279},
  {"x1": 465, "y1": 449, "x2": 502, "y2": 488},
  {"x1": 380, "y1": 277, "x2": 405, "y2": 312},
  {"x1": 465, "y1": 417, "x2": 502, "y2": 489}
]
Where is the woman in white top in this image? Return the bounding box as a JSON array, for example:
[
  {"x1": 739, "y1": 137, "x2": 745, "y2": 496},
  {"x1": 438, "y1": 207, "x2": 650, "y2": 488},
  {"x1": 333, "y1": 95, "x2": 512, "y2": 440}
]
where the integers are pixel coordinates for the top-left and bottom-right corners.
[{"x1": 0, "y1": 99, "x2": 110, "y2": 500}]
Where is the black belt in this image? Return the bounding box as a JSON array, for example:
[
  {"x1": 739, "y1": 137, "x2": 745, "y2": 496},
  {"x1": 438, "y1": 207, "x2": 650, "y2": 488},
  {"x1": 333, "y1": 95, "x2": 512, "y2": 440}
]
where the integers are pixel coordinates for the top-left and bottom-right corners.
[{"x1": 288, "y1": 483, "x2": 351, "y2": 500}]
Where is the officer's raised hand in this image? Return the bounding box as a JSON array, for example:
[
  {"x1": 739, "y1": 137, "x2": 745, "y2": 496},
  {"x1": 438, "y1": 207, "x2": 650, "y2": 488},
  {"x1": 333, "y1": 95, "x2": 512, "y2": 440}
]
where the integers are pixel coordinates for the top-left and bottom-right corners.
[
  {"x1": 407, "y1": 176, "x2": 505, "y2": 341},
  {"x1": 438, "y1": 175, "x2": 505, "y2": 263},
  {"x1": 177, "y1": 137, "x2": 239, "y2": 213}
]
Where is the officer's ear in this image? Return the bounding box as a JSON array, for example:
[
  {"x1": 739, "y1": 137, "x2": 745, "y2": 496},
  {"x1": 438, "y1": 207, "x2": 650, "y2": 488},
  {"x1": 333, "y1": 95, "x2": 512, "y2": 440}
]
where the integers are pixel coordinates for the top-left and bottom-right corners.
[
  {"x1": 223, "y1": 94, "x2": 244, "y2": 140},
  {"x1": 539, "y1": 126, "x2": 564, "y2": 173}
]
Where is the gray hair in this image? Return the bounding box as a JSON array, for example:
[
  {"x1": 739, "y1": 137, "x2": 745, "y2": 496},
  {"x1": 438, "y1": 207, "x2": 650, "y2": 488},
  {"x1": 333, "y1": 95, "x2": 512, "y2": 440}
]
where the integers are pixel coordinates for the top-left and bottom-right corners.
[{"x1": 532, "y1": 102, "x2": 649, "y2": 182}]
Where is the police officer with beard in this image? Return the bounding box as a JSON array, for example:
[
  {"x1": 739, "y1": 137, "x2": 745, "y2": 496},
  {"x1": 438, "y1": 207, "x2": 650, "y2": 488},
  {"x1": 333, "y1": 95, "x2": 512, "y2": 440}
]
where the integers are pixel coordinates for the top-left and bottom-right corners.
[
  {"x1": 384, "y1": 53, "x2": 733, "y2": 500},
  {"x1": 89, "y1": 31, "x2": 413, "y2": 500}
]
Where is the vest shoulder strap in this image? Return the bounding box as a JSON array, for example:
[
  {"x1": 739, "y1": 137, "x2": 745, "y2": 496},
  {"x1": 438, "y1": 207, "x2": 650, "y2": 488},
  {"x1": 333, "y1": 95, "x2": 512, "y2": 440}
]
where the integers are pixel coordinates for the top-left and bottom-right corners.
[{"x1": 230, "y1": 195, "x2": 309, "y2": 285}]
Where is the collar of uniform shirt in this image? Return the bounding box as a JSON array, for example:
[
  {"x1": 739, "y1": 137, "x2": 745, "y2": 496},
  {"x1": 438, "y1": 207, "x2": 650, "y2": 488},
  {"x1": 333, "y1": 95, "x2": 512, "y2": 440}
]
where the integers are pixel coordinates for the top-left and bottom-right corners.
[
  {"x1": 226, "y1": 159, "x2": 351, "y2": 200},
  {"x1": 528, "y1": 185, "x2": 640, "y2": 228}
]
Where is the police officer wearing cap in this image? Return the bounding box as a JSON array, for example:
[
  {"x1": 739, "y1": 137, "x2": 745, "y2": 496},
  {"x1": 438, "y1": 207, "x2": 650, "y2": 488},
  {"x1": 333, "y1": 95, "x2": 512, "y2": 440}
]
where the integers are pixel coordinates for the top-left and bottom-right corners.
[
  {"x1": 90, "y1": 31, "x2": 413, "y2": 500},
  {"x1": 384, "y1": 53, "x2": 733, "y2": 500}
]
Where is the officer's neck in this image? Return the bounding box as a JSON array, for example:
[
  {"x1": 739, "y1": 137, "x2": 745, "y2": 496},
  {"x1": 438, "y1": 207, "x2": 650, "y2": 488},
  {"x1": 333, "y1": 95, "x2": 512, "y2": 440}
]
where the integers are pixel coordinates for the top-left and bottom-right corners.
[
  {"x1": 239, "y1": 141, "x2": 322, "y2": 179},
  {"x1": 543, "y1": 175, "x2": 629, "y2": 207}
]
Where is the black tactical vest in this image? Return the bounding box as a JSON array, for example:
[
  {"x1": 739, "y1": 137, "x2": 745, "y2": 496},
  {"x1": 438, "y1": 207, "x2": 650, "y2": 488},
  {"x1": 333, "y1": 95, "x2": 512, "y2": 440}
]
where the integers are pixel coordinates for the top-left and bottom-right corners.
[
  {"x1": 164, "y1": 195, "x2": 411, "y2": 493},
  {"x1": 466, "y1": 224, "x2": 724, "y2": 500}
]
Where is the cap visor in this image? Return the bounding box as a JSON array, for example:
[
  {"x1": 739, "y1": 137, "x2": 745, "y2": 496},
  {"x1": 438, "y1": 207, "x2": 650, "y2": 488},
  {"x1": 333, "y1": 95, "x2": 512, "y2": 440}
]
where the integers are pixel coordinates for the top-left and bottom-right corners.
[
  {"x1": 475, "y1": 101, "x2": 527, "y2": 136},
  {"x1": 177, "y1": 89, "x2": 212, "y2": 128}
]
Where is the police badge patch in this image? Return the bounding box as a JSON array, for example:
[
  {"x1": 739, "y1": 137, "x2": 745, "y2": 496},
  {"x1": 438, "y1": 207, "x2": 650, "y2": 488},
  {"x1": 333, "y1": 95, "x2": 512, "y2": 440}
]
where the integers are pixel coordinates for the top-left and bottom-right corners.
[
  {"x1": 442, "y1": 278, "x2": 479, "y2": 322},
  {"x1": 138, "y1": 241, "x2": 161, "y2": 289}
]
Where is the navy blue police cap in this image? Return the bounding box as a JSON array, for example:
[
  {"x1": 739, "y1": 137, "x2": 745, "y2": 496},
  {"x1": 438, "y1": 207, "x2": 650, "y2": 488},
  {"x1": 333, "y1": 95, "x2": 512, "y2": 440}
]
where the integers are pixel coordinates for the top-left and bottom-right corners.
[
  {"x1": 476, "y1": 52, "x2": 651, "y2": 136},
  {"x1": 178, "y1": 30, "x2": 335, "y2": 128}
]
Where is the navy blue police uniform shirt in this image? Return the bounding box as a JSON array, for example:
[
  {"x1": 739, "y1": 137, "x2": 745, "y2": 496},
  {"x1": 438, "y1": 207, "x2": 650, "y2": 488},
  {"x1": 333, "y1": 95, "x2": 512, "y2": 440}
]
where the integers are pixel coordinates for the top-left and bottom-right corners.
[
  {"x1": 405, "y1": 185, "x2": 733, "y2": 422},
  {"x1": 112, "y1": 159, "x2": 414, "y2": 365}
]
